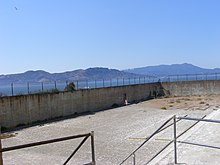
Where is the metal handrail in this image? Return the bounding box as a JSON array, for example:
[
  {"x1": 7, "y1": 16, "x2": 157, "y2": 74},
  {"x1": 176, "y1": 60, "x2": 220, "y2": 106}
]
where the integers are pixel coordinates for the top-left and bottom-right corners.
[
  {"x1": 0, "y1": 138, "x2": 2, "y2": 165},
  {"x1": 177, "y1": 140, "x2": 220, "y2": 150},
  {"x1": 174, "y1": 116, "x2": 220, "y2": 164},
  {"x1": 119, "y1": 116, "x2": 174, "y2": 165},
  {"x1": 0, "y1": 132, "x2": 95, "y2": 165},
  {"x1": 120, "y1": 114, "x2": 208, "y2": 165},
  {"x1": 177, "y1": 116, "x2": 220, "y2": 124},
  {"x1": 119, "y1": 114, "x2": 188, "y2": 165},
  {"x1": 145, "y1": 115, "x2": 206, "y2": 165}
]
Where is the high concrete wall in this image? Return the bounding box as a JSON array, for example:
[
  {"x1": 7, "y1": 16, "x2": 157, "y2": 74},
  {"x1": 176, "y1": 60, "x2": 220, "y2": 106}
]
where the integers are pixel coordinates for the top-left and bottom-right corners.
[
  {"x1": 162, "y1": 80, "x2": 220, "y2": 96},
  {"x1": 1, "y1": 80, "x2": 220, "y2": 129},
  {"x1": 0, "y1": 83, "x2": 162, "y2": 128}
]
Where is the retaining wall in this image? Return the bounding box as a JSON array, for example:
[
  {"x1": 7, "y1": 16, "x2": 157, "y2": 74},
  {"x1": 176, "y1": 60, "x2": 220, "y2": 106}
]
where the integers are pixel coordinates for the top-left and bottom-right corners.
[
  {"x1": 1, "y1": 80, "x2": 220, "y2": 129},
  {"x1": 161, "y1": 80, "x2": 220, "y2": 96},
  {"x1": 0, "y1": 83, "x2": 162, "y2": 128}
]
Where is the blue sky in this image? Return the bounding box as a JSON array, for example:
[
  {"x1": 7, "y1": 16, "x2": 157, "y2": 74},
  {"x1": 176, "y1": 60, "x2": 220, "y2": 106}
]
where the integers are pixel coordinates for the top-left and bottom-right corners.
[{"x1": 0, "y1": 0, "x2": 220, "y2": 74}]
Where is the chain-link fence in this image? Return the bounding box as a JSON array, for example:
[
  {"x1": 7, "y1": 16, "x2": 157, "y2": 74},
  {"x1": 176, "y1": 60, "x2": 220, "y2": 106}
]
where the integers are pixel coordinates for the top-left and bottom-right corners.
[
  {"x1": 0, "y1": 77, "x2": 158, "y2": 96},
  {"x1": 0, "y1": 73, "x2": 220, "y2": 97},
  {"x1": 161, "y1": 73, "x2": 220, "y2": 82}
]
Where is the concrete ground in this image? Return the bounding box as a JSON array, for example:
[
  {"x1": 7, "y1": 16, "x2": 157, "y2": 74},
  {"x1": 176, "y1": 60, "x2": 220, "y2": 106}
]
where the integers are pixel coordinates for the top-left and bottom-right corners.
[
  {"x1": 1, "y1": 94, "x2": 220, "y2": 165},
  {"x1": 151, "y1": 109, "x2": 220, "y2": 165}
]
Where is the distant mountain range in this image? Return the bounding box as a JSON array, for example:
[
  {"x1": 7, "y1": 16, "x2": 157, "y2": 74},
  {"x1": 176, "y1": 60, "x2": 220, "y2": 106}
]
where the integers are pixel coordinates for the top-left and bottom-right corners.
[
  {"x1": 0, "y1": 68, "x2": 139, "y2": 85},
  {"x1": 0, "y1": 63, "x2": 220, "y2": 84},
  {"x1": 124, "y1": 63, "x2": 220, "y2": 76}
]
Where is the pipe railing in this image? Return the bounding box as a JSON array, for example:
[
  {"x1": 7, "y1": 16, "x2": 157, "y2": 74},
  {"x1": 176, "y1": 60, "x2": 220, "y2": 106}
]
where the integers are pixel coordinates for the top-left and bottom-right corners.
[
  {"x1": 120, "y1": 114, "x2": 218, "y2": 165},
  {"x1": 0, "y1": 132, "x2": 2, "y2": 165},
  {"x1": 0, "y1": 131, "x2": 95, "y2": 165},
  {"x1": 145, "y1": 115, "x2": 206, "y2": 164},
  {"x1": 119, "y1": 115, "x2": 189, "y2": 164},
  {"x1": 119, "y1": 116, "x2": 175, "y2": 165},
  {"x1": 174, "y1": 116, "x2": 220, "y2": 164}
]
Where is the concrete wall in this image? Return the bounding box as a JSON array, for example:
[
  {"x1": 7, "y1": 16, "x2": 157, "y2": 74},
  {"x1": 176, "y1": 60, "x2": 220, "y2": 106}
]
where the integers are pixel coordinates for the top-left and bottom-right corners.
[
  {"x1": 0, "y1": 83, "x2": 162, "y2": 129},
  {"x1": 162, "y1": 80, "x2": 220, "y2": 96},
  {"x1": 1, "y1": 80, "x2": 220, "y2": 129}
]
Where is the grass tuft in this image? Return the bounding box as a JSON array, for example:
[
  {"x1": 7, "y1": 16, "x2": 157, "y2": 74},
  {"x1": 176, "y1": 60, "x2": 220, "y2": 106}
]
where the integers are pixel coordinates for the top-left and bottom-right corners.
[{"x1": 160, "y1": 106, "x2": 167, "y2": 110}]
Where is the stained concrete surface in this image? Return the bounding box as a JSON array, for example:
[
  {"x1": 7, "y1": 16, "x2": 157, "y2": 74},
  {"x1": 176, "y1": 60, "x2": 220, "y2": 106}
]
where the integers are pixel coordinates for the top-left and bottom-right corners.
[{"x1": 1, "y1": 96, "x2": 220, "y2": 165}]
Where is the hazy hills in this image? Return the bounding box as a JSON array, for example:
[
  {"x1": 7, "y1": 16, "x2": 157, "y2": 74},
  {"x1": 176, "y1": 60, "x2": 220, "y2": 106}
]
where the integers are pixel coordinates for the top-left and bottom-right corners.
[
  {"x1": 0, "y1": 63, "x2": 220, "y2": 84},
  {"x1": 0, "y1": 68, "x2": 139, "y2": 84},
  {"x1": 124, "y1": 63, "x2": 220, "y2": 76}
]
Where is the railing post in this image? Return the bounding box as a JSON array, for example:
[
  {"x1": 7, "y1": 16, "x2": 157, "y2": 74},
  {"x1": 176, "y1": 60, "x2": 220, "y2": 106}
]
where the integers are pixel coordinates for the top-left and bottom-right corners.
[
  {"x1": 133, "y1": 153, "x2": 136, "y2": 165},
  {"x1": 0, "y1": 128, "x2": 3, "y2": 165},
  {"x1": 173, "y1": 115, "x2": 177, "y2": 164},
  {"x1": 91, "y1": 131, "x2": 95, "y2": 165}
]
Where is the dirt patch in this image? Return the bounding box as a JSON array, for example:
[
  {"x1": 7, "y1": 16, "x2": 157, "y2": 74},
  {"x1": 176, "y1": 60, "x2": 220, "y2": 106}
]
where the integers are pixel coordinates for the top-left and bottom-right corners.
[
  {"x1": 0, "y1": 133, "x2": 17, "y2": 140},
  {"x1": 142, "y1": 94, "x2": 220, "y2": 111}
]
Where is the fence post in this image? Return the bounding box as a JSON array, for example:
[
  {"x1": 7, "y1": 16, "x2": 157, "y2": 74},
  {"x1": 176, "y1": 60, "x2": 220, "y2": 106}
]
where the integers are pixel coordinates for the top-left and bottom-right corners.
[
  {"x1": 91, "y1": 131, "x2": 95, "y2": 165},
  {"x1": 76, "y1": 81, "x2": 78, "y2": 90},
  {"x1": 41, "y1": 82, "x2": 44, "y2": 92},
  {"x1": 87, "y1": 80, "x2": 89, "y2": 88},
  {"x1": 27, "y1": 82, "x2": 30, "y2": 94},
  {"x1": 173, "y1": 115, "x2": 177, "y2": 164},
  {"x1": 95, "y1": 80, "x2": 97, "y2": 88},
  {"x1": 0, "y1": 128, "x2": 3, "y2": 165},
  {"x1": 123, "y1": 78, "x2": 124, "y2": 86},
  {"x1": 11, "y1": 83, "x2": 14, "y2": 96},
  {"x1": 54, "y1": 81, "x2": 57, "y2": 89},
  {"x1": 103, "y1": 79, "x2": 104, "y2": 87}
]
